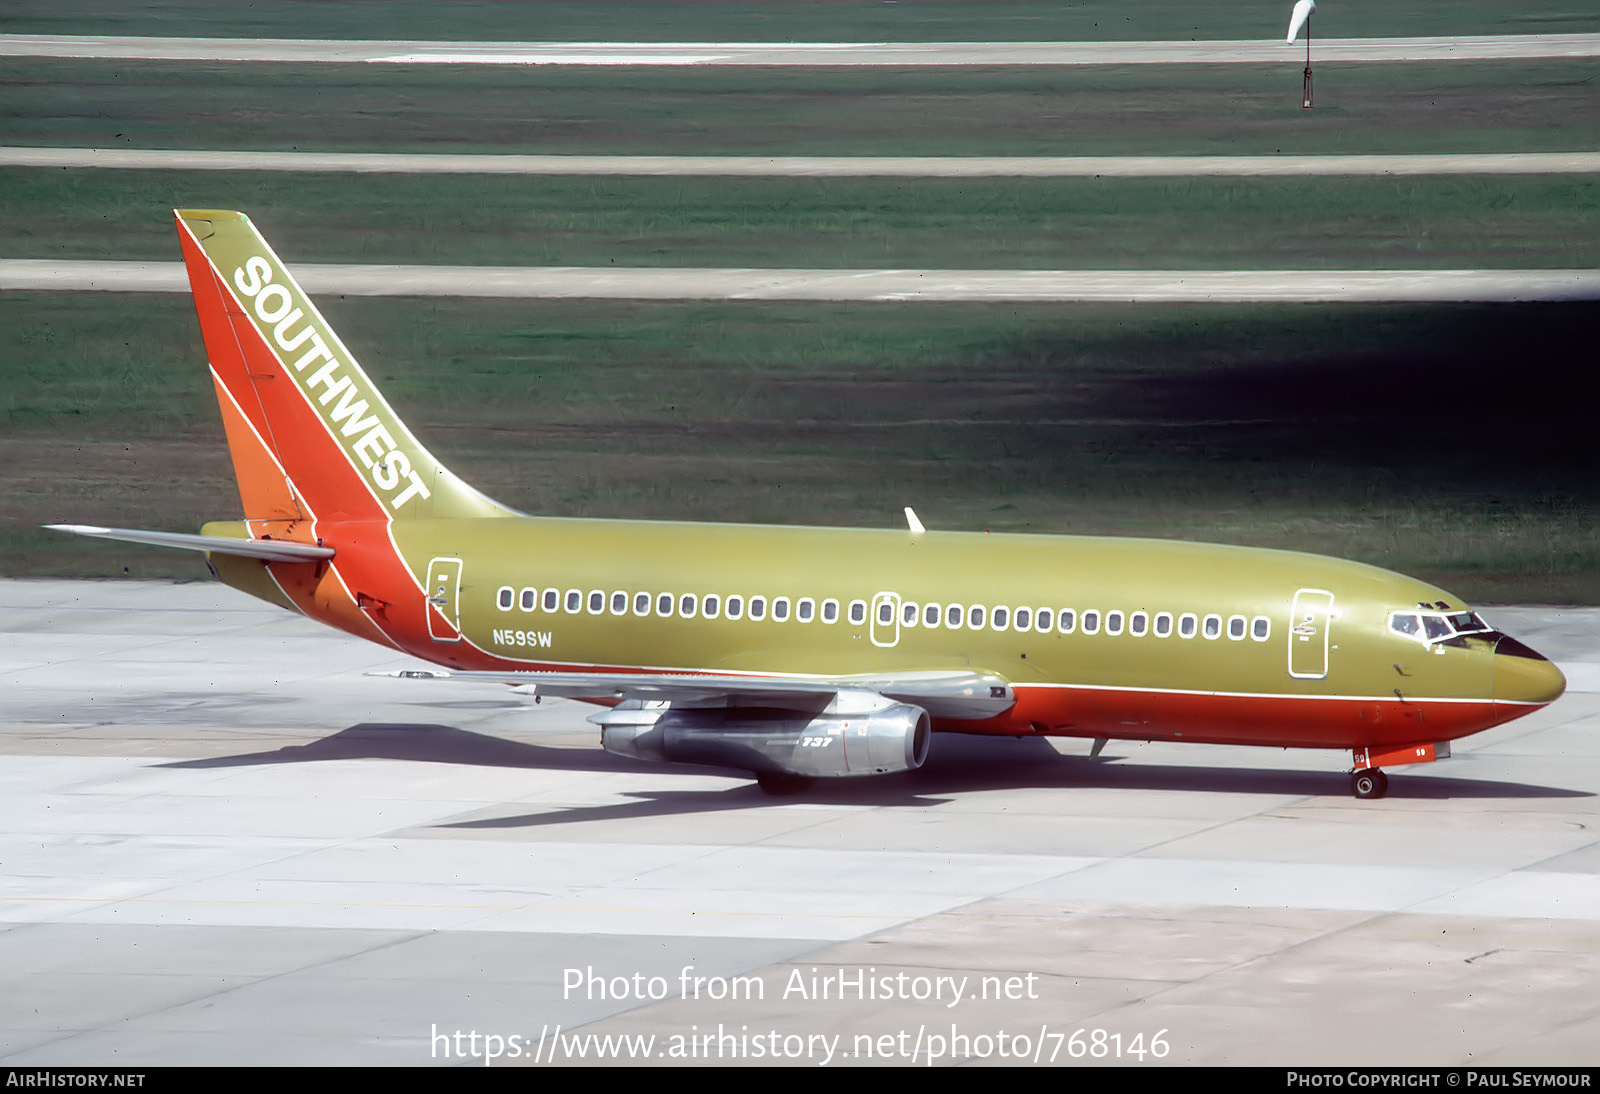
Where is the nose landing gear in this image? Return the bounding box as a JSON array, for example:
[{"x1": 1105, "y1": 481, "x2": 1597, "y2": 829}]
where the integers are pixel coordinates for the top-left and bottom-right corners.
[
  {"x1": 1347, "y1": 741, "x2": 1449, "y2": 800},
  {"x1": 1350, "y1": 768, "x2": 1389, "y2": 800}
]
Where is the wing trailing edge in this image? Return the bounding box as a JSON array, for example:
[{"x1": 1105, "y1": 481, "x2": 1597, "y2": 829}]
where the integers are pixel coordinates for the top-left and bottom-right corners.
[{"x1": 371, "y1": 666, "x2": 1016, "y2": 720}]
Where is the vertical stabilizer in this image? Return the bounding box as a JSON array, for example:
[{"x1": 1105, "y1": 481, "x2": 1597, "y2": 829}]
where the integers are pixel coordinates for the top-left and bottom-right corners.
[{"x1": 175, "y1": 209, "x2": 515, "y2": 523}]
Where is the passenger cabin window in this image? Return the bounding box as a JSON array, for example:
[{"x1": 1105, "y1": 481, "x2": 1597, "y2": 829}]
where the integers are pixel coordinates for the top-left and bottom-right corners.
[
  {"x1": 544, "y1": 589, "x2": 559, "y2": 612},
  {"x1": 657, "y1": 593, "x2": 674, "y2": 617},
  {"x1": 497, "y1": 586, "x2": 514, "y2": 611},
  {"x1": 1105, "y1": 611, "x2": 1124, "y2": 636},
  {"x1": 703, "y1": 594, "x2": 721, "y2": 619},
  {"x1": 1228, "y1": 615, "x2": 1247, "y2": 640},
  {"x1": 822, "y1": 599, "x2": 839, "y2": 624},
  {"x1": 521, "y1": 588, "x2": 537, "y2": 612},
  {"x1": 749, "y1": 596, "x2": 767, "y2": 621},
  {"x1": 1130, "y1": 611, "x2": 1148, "y2": 637},
  {"x1": 1057, "y1": 609, "x2": 1076, "y2": 634},
  {"x1": 902, "y1": 602, "x2": 919, "y2": 626},
  {"x1": 1203, "y1": 614, "x2": 1222, "y2": 639},
  {"x1": 773, "y1": 597, "x2": 791, "y2": 622},
  {"x1": 565, "y1": 589, "x2": 582, "y2": 613},
  {"x1": 968, "y1": 605, "x2": 986, "y2": 630},
  {"x1": 877, "y1": 601, "x2": 894, "y2": 625},
  {"x1": 679, "y1": 594, "x2": 697, "y2": 619},
  {"x1": 798, "y1": 598, "x2": 815, "y2": 623},
  {"x1": 1252, "y1": 616, "x2": 1270, "y2": 641},
  {"x1": 946, "y1": 604, "x2": 964, "y2": 628},
  {"x1": 1178, "y1": 613, "x2": 1197, "y2": 638},
  {"x1": 849, "y1": 600, "x2": 867, "y2": 625},
  {"x1": 634, "y1": 592, "x2": 651, "y2": 616},
  {"x1": 1154, "y1": 612, "x2": 1173, "y2": 638},
  {"x1": 924, "y1": 603, "x2": 941, "y2": 627},
  {"x1": 611, "y1": 591, "x2": 627, "y2": 614},
  {"x1": 1036, "y1": 607, "x2": 1053, "y2": 633},
  {"x1": 1015, "y1": 607, "x2": 1031, "y2": 632},
  {"x1": 726, "y1": 595, "x2": 743, "y2": 621},
  {"x1": 992, "y1": 606, "x2": 1009, "y2": 631},
  {"x1": 1081, "y1": 610, "x2": 1100, "y2": 635},
  {"x1": 588, "y1": 590, "x2": 604, "y2": 613}
]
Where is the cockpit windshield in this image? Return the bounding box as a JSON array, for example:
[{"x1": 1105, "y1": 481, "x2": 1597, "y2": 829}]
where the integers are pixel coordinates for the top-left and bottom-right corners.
[{"x1": 1389, "y1": 609, "x2": 1493, "y2": 644}]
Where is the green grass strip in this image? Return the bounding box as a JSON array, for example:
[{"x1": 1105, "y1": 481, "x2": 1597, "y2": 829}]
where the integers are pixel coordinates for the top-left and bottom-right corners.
[
  {"x1": 4, "y1": 293, "x2": 1595, "y2": 600},
  {"x1": 4, "y1": 169, "x2": 1596, "y2": 270},
  {"x1": 5, "y1": 59, "x2": 1597, "y2": 157}
]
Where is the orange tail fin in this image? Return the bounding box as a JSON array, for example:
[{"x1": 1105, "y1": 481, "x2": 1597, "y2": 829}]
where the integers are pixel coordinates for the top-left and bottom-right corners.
[{"x1": 174, "y1": 209, "x2": 516, "y2": 525}]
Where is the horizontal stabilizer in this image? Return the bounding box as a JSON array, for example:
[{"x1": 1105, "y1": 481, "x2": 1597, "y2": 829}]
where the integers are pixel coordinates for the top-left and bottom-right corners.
[{"x1": 45, "y1": 524, "x2": 334, "y2": 563}]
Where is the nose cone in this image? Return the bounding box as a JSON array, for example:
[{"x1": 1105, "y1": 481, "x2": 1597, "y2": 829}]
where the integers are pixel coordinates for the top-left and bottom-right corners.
[{"x1": 1494, "y1": 635, "x2": 1567, "y2": 707}]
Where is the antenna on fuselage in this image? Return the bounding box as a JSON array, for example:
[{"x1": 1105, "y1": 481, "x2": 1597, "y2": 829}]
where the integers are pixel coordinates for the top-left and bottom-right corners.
[
  {"x1": 904, "y1": 507, "x2": 926, "y2": 534},
  {"x1": 1286, "y1": 0, "x2": 1316, "y2": 109}
]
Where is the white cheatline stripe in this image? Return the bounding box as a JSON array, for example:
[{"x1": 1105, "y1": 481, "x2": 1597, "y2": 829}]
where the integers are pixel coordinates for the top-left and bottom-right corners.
[
  {"x1": 6, "y1": 147, "x2": 1599, "y2": 176},
  {"x1": 5, "y1": 261, "x2": 1597, "y2": 302}
]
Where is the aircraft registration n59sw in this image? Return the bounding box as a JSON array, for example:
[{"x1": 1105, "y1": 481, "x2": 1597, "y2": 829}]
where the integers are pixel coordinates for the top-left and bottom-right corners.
[{"x1": 51, "y1": 210, "x2": 1566, "y2": 799}]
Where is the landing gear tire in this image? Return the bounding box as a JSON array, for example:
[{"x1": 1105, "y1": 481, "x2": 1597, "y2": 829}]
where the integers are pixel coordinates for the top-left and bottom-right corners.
[
  {"x1": 756, "y1": 772, "x2": 816, "y2": 796},
  {"x1": 1351, "y1": 768, "x2": 1389, "y2": 800}
]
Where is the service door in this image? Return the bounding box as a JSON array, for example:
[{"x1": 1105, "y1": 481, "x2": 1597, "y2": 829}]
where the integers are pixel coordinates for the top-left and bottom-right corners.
[
  {"x1": 426, "y1": 556, "x2": 464, "y2": 643},
  {"x1": 870, "y1": 591, "x2": 902, "y2": 648},
  {"x1": 1288, "y1": 588, "x2": 1334, "y2": 679}
]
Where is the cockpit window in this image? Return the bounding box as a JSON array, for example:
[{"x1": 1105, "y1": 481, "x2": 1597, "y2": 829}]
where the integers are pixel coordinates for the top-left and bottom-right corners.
[
  {"x1": 1449, "y1": 612, "x2": 1491, "y2": 635},
  {"x1": 1392, "y1": 609, "x2": 1493, "y2": 644}
]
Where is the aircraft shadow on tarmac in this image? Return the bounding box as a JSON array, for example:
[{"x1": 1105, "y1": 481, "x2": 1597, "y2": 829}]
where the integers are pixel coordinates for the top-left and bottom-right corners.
[{"x1": 156, "y1": 722, "x2": 1587, "y2": 830}]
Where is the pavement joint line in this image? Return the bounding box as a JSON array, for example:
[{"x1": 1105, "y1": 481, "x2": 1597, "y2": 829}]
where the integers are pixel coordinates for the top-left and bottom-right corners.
[{"x1": 5, "y1": 894, "x2": 971, "y2": 920}]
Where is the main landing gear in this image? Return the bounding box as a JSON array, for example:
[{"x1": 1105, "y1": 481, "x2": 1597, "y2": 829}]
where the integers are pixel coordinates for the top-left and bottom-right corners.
[{"x1": 1350, "y1": 768, "x2": 1389, "y2": 800}]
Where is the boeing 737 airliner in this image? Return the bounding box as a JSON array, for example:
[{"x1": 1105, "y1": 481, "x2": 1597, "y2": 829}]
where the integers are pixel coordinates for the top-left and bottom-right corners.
[{"x1": 50, "y1": 210, "x2": 1566, "y2": 799}]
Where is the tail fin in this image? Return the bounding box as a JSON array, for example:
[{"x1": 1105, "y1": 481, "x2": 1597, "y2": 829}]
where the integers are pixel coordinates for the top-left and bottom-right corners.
[{"x1": 175, "y1": 209, "x2": 515, "y2": 524}]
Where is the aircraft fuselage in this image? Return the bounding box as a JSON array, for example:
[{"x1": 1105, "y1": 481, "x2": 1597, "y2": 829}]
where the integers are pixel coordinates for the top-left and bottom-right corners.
[{"x1": 207, "y1": 513, "x2": 1563, "y2": 753}]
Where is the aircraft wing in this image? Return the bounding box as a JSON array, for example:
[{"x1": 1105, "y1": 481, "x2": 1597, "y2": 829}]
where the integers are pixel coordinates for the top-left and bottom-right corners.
[{"x1": 373, "y1": 667, "x2": 1016, "y2": 720}]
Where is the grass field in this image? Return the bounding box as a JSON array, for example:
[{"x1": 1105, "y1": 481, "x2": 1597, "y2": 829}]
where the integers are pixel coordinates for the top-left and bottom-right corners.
[
  {"x1": 7, "y1": 59, "x2": 1598, "y2": 158},
  {"x1": 3, "y1": 1, "x2": 1597, "y2": 597},
  {"x1": 5, "y1": 168, "x2": 1596, "y2": 270},
  {"x1": 5, "y1": 292, "x2": 1596, "y2": 602},
  {"x1": 5, "y1": 0, "x2": 1598, "y2": 44}
]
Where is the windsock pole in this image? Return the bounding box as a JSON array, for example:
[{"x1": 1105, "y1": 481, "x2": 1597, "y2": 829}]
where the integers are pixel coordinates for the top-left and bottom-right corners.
[{"x1": 1303, "y1": 13, "x2": 1314, "y2": 109}]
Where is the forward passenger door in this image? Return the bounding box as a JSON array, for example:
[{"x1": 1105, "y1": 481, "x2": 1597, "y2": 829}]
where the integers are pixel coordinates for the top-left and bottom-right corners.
[{"x1": 1288, "y1": 588, "x2": 1334, "y2": 679}]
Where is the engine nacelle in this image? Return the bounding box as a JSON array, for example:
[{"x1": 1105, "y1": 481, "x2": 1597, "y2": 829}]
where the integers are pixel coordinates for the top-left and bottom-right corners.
[{"x1": 597, "y1": 699, "x2": 932, "y2": 778}]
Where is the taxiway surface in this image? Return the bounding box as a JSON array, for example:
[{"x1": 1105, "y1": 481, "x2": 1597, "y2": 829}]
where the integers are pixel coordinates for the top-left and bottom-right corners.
[
  {"x1": 6, "y1": 262, "x2": 1597, "y2": 303},
  {"x1": 5, "y1": 33, "x2": 1599, "y2": 65},
  {"x1": 7, "y1": 148, "x2": 1598, "y2": 177},
  {"x1": 2, "y1": 578, "x2": 1596, "y2": 1066}
]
